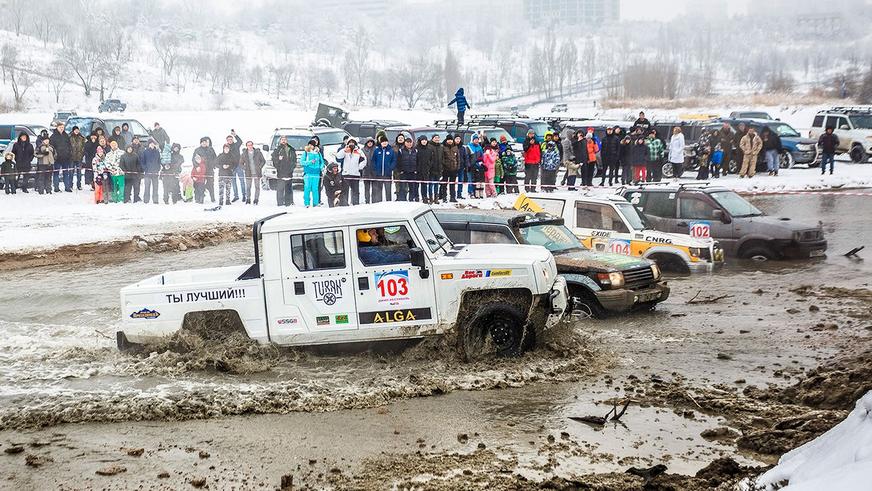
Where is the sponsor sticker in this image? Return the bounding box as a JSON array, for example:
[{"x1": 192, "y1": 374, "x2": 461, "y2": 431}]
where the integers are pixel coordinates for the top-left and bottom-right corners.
[
  {"x1": 440, "y1": 273, "x2": 454, "y2": 280},
  {"x1": 644, "y1": 236, "x2": 673, "y2": 244},
  {"x1": 374, "y1": 270, "x2": 410, "y2": 305},
  {"x1": 461, "y1": 270, "x2": 483, "y2": 280},
  {"x1": 316, "y1": 316, "x2": 330, "y2": 326},
  {"x1": 689, "y1": 221, "x2": 711, "y2": 239},
  {"x1": 592, "y1": 230, "x2": 611, "y2": 237},
  {"x1": 335, "y1": 314, "x2": 349, "y2": 325},
  {"x1": 276, "y1": 317, "x2": 299, "y2": 325},
  {"x1": 359, "y1": 308, "x2": 432, "y2": 324},
  {"x1": 314, "y1": 278, "x2": 345, "y2": 306},
  {"x1": 607, "y1": 239, "x2": 632, "y2": 256},
  {"x1": 486, "y1": 269, "x2": 512, "y2": 277},
  {"x1": 130, "y1": 308, "x2": 160, "y2": 319}
]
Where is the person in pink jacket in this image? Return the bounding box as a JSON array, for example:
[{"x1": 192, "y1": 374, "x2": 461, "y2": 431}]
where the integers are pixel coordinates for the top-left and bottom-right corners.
[{"x1": 482, "y1": 141, "x2": 499, "y2": 197}]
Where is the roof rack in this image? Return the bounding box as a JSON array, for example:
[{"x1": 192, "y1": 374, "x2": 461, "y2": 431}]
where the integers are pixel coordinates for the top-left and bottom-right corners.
[
  {"x1": 468, "y1": 113, "x2": 531, "y2": 120},
  {"x1": 619, "y1": 181, "x2": 714, "y2": 192},
  {"x1": 827, "y1": 106, "x2": 872, "y2": 114}
]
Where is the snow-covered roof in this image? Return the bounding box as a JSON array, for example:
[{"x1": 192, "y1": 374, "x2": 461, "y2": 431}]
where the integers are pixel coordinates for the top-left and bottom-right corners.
[
  {"x1": 526, "y1": 192, "x2": 627, "y2": 204},
  {"x1": 260, "y1": 202, "x2": 432, "y2": 234}
]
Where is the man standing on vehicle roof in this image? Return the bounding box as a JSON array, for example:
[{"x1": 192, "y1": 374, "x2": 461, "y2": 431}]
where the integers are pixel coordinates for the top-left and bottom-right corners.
[
  {"x1": 448, "y1": 88, "x2": 471, "y2": 125},
  {"x1": 271, "y1": 136, "x2": 296, "y2": 207},
  {"x1": 152, "y1": 122, "x2": 170, "y2": 151},
  {"x1": 817, "y1": 126, "x2": 839, "y2": 175},
  {"x1": 523, "y1": 129, "x2": 541, "y2": 192},
  {"x1": 50, "y1": 121, "x2": 73, "y2": 193}
]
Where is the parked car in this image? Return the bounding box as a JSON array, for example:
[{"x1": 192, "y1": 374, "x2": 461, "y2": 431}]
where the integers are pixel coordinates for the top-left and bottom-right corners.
[
  {"x1": 383, "y1": 126, "x2": 452, "y2": 145},
  {"x1": 98, "y1": 99, "x2": 127, "y2": 113},
  {"x1": 550, "y1": 103, "x2": 569, "y2": 113},
  {"x1": 465, "y1": 114, "x2": 551, "y2": 143},
  {"x1": 15, "y1": 124, "x2": 49, "y2": 139},
  {"x1": 261, "y1": 126, "x2": 351, "y2": 189},
  {"x1": 435, "y1": 209, "x2": 668, "y2": 318},
  {"x1": 518, "y1": 193, "x2": 723, "y2": 273},
  {"x1": 0, "y1": 125, "x2": 15, "y2": 147},
  {"x1": 722, "y1": 118, "x2": 818, "y2": 169},
  {"x1": 52, "y1": 110, "x2": 77, "y2": 124},
  {"x1": 64, "y1": 116, "x2": 150, "y2": 141},
  {"x1": 118, "y1": 203, "x2": 568, "y2": 360},
  {"x1": 313, "y1": 102, "x2": 350, "y2": 128},
  {"x1": 621, "y1": 183, "x2": 827, "y2": 260},
  {"x1": 341, "y1": 120, "x2": 407, "y2": 141},
  {"x1": 809, "y1": 106, "x2": 872, "y2": 163},
  {"x1": 729, "y1": 111, "x2": 775, "y2": 120}
]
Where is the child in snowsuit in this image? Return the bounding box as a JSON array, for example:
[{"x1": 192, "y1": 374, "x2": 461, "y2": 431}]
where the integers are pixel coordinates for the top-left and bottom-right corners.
[
  {"x1": 2, "y1": 152, "x2": 15, "y2": 194},
  {"x1": 501, "y1": 149, "x2": 519, "y2": 194},
  {"x1": 323, "y1": 162, "x2": 344, "y2": 208},
  {"x1": 541, "y1": 141, "x2": 561, "y2": 193},
  {"x1": 302, "y1": 141, "x2": 325, "y2": 207},
  {"x1": 482, "y1": 142, "x2": 498, "y2": 198}
]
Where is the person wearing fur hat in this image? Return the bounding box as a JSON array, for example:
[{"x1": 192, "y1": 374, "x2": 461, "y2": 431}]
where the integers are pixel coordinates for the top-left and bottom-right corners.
[{"x1": 34, "y1": 137, "x2": 55, "y2": 195}]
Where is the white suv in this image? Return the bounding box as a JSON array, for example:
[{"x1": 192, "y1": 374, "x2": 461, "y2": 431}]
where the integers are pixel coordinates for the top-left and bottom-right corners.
[
  {"x1": 261, "y1": 127, "x2": 351, "y2": 188},
  {"x1": 809, "y1": 107, "x2": 872, "y2": 163}
]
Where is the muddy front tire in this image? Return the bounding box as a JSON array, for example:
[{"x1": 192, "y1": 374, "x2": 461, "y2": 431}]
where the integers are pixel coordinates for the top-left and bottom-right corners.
[{"x1": 461, "y1": 302, "x2": 528, "y2": 362}]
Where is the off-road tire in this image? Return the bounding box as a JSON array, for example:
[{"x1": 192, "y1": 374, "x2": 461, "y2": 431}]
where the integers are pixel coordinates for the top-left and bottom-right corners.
[
  {"x1": 461, "y1": 302, "x2": 528, "y2": 361},
  {"x1": 741, "y1": 245, "x2": 778, "y2": 261},
  {"x1": 649, "y1": 254, "x2": 690, "y2": 274},
  {"x1": 850, "y1": 145, "x2": 868, "y2": 164},
  {"x1": 570, "y1": 286, "x2": 607, "y2": 319}
]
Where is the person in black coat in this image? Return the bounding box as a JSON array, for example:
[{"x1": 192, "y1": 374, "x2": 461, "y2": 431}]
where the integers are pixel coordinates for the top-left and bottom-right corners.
[
  {"x1": 600, "y1": 126, "x2": 622, "y2": 186},
  {"x1": 271, "y1": 136, "x2": 296, "y2": 207},
  {"x1": 396, "y1": 139, "x2": 418, "y2": 201},
  {"x1": 193, "y1": 137, "x2": 217, "y2": 203},
  {"x1": 415, "y1": 136, "x2": 435, "y2": 203},
  {"x1": 323, "y1": 161, "x2": 344, "y2": 208},
  {"x1": 83, "y1": 133, "x2": 100, "y2": 190},
  {"x1": 120, "y1": 145, "x2": 143, "y2": 203},
  {"x1": 11, "y1": 133, "x2": 34, "y2": 193},
  {"x1": 49, "y1": 123, "x2": 73, "y2": 192}
]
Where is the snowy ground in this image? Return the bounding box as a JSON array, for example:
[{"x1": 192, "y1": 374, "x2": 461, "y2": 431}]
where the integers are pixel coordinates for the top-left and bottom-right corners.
[{"x1": 2, "y1": 161, "x2": 870, "y2": 255}]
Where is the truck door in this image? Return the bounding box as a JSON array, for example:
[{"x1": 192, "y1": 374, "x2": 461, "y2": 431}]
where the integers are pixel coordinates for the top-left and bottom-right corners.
[
  {"x1": 351, "y1": 223, "x2": 438, "y2": 330},
  {"x1": 276, "y1": 227, "x2": 359, "y2": 334},
  {"x1": 677, "y1": 193, "x2": 735, "y2": 252},
  {"x1": 634, "y1": 191, "x2": 681, "y2": 233},
  {"x1": 573, "y1": 201, "x2": 634, "y2": 254}
]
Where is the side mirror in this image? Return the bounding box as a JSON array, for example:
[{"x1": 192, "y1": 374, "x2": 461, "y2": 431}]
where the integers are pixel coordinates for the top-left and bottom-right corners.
[
  {"x1": 713, "y1": 209, "x2": 731, "y2": 224},
  {"x1": 262, "y1": 144, "x2": 270, "y2": 152},
  {"x1": 410, "y1": 247, "x2": 430, "y2": 279}
]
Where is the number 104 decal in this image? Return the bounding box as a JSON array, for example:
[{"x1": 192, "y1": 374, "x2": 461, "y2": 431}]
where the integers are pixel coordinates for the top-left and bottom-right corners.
[{"x1": 374, "y1": 270, "x2": 410, "y2": 306}]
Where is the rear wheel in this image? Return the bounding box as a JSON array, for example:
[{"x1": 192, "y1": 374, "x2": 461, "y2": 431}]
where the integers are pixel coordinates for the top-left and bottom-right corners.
[
  {"x1": 461, "y1": 303, "x2": 528, "y2": 361},
  {"x1": 570, "y1": 286, "x2": 606, "y2": 319},
  {"x1": 727, "y1": 159, "x2": 739, "y2": 174},
  {"x1": 649, "y1": 254, "x2": 690, "y2": 274},
  {"x1": 851, "y1": 145, "x2": 868, "y2": 164}
]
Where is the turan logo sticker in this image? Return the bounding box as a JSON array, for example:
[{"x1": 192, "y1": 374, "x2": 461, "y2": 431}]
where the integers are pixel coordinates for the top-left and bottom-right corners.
[
  {"x1": 130, "y1": 308, "x2": 160, "y2": 320},
  {"x1": 314, "y1": 278, "x2": 344, "y2": 306},
  {"x1": 359, "y1": 308, "x2": 432, "y2": 324}
]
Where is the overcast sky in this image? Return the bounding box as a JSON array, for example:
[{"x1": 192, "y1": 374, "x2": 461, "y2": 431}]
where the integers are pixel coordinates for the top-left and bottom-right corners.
[{"x1": 620, "y1": 0, "x2": 748, "y2": 21}]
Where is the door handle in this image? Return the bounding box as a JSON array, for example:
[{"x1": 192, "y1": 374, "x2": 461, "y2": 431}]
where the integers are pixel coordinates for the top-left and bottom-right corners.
[
  {"x1": 677, "y1": 222, "x2": 688, "y2": 227},
  {"x1": 358, "y1": 277, "x2": 369, "y2": 290}
]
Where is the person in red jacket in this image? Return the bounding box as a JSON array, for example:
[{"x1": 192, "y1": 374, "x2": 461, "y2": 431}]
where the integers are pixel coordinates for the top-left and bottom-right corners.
[
  {"x1": 191, "y1": 154, "x2": 207, "y2": 203},
  {"x1": 522, "y1": 129, "x2": 541, "y2": 192}
]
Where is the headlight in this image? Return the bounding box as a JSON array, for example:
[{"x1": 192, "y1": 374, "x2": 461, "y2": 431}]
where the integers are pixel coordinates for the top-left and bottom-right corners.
[
  {"x1": 796, "y1": 144, "x2": 812, "y2": 151},
  {"x1": 651, "y1": 263, "x2": 661, "y2": 280},
  {"x1": 689, "y1": 247, "x2": 703, "y2": 259},
  {"x1": 865, "y1": 135, "x2": 872, "y2": 141},
  {"x1": 596, "y1": 272, "x2": 624, "y2": 289}
]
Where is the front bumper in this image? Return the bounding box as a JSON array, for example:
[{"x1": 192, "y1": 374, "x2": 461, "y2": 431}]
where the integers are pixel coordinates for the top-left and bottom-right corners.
[
  {"x1": 595, "y1": 282, "x2": 670, "y2": 312},
  {"x1": 782, "y1": 239, "x2": 828, "y2": 259},
  {"x1": 792, "y1": 149, "x2": 817, "y2": 164}
]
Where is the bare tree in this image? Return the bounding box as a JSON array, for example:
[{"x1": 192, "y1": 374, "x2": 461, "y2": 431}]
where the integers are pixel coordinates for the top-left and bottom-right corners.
[
  {"x1": 2, "y1": 46, "x2": 35, "y2": 109},
  {"x1": 60, "y1": 29, "x2": 104, "y2": 96},
  {"x1": 33, "y1": 10, "x2": 55, "y2": 48},
  {"x1": 48, "y1": 60, "x2": 69, "y2": 103},
  {"x1": 153, "y1": 30, "x2": 183, "y2": 82},
  {"x1": 343, "y1": 26, "x2": 371, "y2": 105},
  {"x1": 9, "y1": 0, "x2": 27, "y2": 37},
  {"x1": 392, "y1": 57, "x2": 437, "y2": 109},
  {"x1": 859, "y1": 67, "x2": 872, "y2": 104}
]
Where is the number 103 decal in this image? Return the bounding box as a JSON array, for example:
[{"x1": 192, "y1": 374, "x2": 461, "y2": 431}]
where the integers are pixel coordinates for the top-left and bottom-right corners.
[{"x1": 374, "y1": 270, "x2": 411, "y2": 306}]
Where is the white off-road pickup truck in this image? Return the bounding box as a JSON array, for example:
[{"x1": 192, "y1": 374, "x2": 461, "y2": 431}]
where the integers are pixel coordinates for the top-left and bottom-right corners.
[{"x1": 119, "y1": 203, "x2": 568, "y2": 359}]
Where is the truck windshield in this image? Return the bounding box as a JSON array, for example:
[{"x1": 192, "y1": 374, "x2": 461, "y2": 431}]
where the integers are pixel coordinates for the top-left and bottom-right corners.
[
  {"x1": 519, "y1": 223, "x2": 586, "y2": 253},
  {"x1": 615, "y1": 203, "x2": 650, "y2": 230},
  {"x1": 849, "y1": 115, "x2": 872, "y2": 129},
  {"x1": 415, "y1": 211, "x2": 452, "y2": 253},
  {"x1": 317, "y1": 131, "x2": 348, "y2": 146},
  {"x1": 709, "y1": 191, "x2": 763, "y2": 217},
  {"x1": 766, "y1": 123, "x2": 800, "y2": 138}
]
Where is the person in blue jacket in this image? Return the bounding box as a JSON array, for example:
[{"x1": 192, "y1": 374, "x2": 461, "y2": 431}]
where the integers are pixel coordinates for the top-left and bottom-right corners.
[
  {"x1": 466, "y1": 133, "x2": 484, "y2": 198},
  {"x1": 448, "y1": 88, "x2": 471, "y2": 125},
  {"x1": 370, "y1": 135, "x2": 396, "y2": 203},
  {"x1": 301, "y1": 139, "x2": 325, "y2": 207},
  {"x1": 140, "y1": 139, "x2": 162, "y2": 204}
]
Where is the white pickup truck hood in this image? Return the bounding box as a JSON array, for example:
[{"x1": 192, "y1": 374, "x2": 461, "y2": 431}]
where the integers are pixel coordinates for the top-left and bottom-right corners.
[{"x1": 450, "y1": 243, "x2": 553, "y2": 264}]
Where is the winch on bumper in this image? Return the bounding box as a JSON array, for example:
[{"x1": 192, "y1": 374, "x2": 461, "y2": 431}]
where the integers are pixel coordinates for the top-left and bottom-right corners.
[{"x1": 545, "y1": 276, "x2": 569, "y2": 327}]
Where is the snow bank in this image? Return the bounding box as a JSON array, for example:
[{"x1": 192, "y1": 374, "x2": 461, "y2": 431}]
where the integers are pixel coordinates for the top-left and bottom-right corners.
[{"x1": 754, "y1": 391, "x2": 872, "y2": 491}]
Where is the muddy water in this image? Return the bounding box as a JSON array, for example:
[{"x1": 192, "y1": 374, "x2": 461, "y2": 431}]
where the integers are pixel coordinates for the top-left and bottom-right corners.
[{"x1": 1, "y1": 193, "x2": 871, "y2": 486}]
